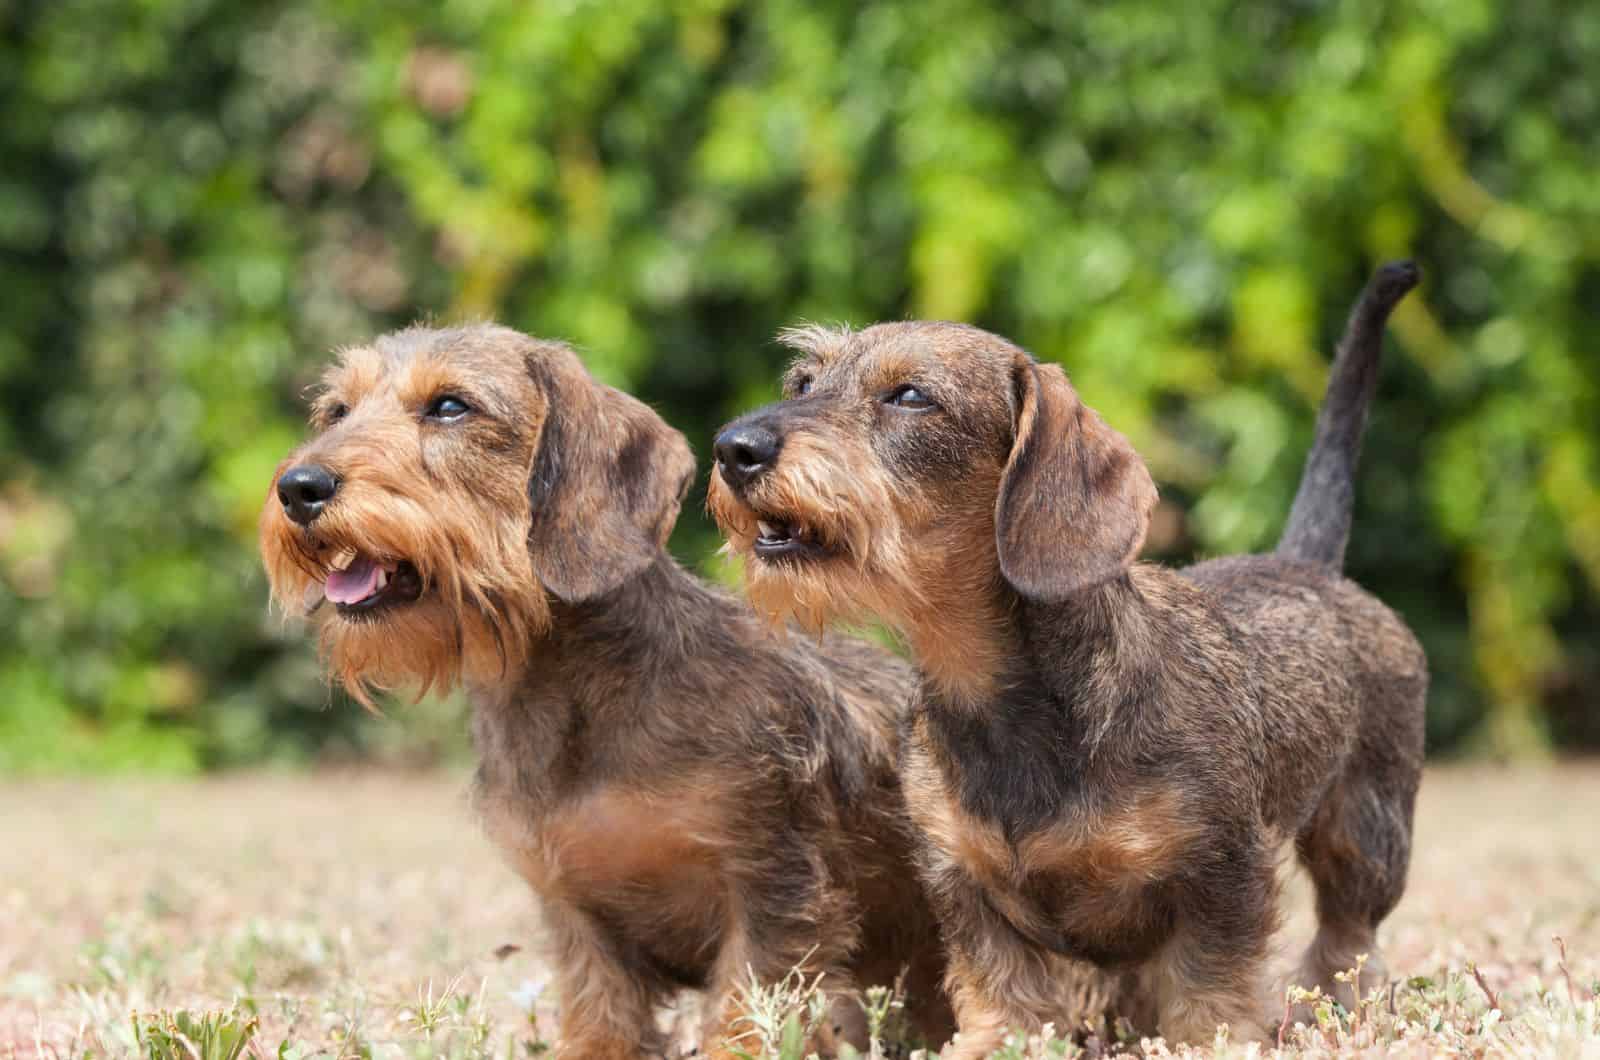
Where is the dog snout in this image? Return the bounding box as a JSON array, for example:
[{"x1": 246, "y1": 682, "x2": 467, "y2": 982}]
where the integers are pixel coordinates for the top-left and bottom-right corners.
[
  {"x1": 277, "y1": 463, "x2": 340, "y2": 526},
  {"x1": 714, "y1": 423, "x2": 782, "y2": 490}
]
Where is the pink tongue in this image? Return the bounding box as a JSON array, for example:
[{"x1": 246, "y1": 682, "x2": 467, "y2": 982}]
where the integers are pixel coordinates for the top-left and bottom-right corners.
[{"x1": 325, "y1": 557, "x2": 382, "y2": 605}]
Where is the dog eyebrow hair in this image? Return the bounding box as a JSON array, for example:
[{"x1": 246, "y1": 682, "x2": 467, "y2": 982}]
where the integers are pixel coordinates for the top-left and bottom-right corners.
[
  {"x1": 859, "y1": 351, "x2": 928, "y2": 390},
  {"x1": 781, "y1": 356, "x2": 818, "y2": 375},
  {"x1": 776, "y1": 323, "x2": 853, "y2": 359}
]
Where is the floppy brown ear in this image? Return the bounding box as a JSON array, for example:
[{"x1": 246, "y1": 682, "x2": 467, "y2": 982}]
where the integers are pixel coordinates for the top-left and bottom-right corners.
[
  {"x1": 526, "y1": 350, "x2": 696, "y2": 602},
  {"x1": 995, "y1": 355, "x2": 1157, "y2": 601}
]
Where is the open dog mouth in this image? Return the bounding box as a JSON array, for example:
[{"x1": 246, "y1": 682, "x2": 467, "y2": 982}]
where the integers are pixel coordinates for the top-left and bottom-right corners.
[
  {"x1": 752, "y1": 517, "x2": 830, "y2": 561},
  {"x1": 320, "y1": 551, "x2": 423, "y2": 617}
]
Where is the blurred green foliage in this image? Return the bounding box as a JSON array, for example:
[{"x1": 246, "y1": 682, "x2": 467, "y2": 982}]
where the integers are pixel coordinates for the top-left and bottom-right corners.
[{"x1": 2, "y1": 0, "x2": 1597, "y2": 771}]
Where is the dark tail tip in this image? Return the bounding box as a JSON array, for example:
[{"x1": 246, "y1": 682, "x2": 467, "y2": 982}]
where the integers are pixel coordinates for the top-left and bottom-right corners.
[
  {"x1": 1276, "y1": 261, "x2": 1420, "y2": 570},
  {"x1": 1370, "y1": 259, "x2": 1421, "y2": 308}
]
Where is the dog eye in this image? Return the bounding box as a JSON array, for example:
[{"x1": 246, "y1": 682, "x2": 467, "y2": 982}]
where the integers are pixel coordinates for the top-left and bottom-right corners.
[
  {"x1": 886, "y1": 385, "x2": 935, "y2": 411},
  {"x1": 425, "y1": 395, "x2": 471, "y2": 421},
  {"x1": 791, "y1": 375, "x2": 814, "y2": 397},
  {"x1": 326, "y1": 403, "x2": 349, "y2": 424}
]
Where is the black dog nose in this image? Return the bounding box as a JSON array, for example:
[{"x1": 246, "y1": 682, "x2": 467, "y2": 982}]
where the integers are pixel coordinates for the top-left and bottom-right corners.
[
  {"x1": 277, "y1": 464, "x2": 339, "y2": 526},
  {"x1": 714, "y1": 425, "x2": 781, "y2": 490}
]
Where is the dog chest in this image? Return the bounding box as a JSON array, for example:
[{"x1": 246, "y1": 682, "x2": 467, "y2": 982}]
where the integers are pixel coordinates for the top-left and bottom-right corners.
[
  {"x1": 481, "y1": 782, "x2": 735, "y2": 979},
  {"x1": 905, "y1": 738, "x2": 1194, "y2": 965}
]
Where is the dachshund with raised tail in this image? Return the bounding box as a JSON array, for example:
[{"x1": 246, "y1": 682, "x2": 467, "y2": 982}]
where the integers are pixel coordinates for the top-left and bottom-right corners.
[{"x1": 710, "y1": 264, "x2": 1427, "y2": 1053}]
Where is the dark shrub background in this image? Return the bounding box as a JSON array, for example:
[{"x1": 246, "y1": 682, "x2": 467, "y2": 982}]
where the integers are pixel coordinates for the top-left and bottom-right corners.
[{"x1": 2, "y1": 0, "x2": 1597, "y2": 769}]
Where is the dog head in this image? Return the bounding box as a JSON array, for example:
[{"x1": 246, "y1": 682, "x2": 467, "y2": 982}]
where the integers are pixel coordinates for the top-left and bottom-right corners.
[
  {"x1": 708, "y1": 321, "x2": 1156, "y2": 641},
  {"x1": 260, "y1": 324, "x2": 694, "y2": 703}
]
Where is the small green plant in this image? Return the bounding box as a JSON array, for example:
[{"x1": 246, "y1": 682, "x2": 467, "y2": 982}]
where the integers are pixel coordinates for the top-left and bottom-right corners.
[
  {"x1": 724, "y1": 961, "x2": 831, "y2": 1060},
  {"x1": 399, "y1": 975, "x2": 468, "y2": 1040},
  {"x1": 1333, "y1": 952, "x2": 1371, "y2": 1035},
  {"x1": 856, "y1": 977, "x2": 904, "y2": 1060},
  {"x1": 979, "y1": 1022, "x2": 1080, "y2": 1060},
  {"x1": 131, "y1": 1007, "x2": 259, "y2": 1060},
  {"x1": 392, "y1": 974, "x2": 507, "y2": 1058},
  {"x1": 832, "y1": 971, "x2": 930, "y2": 1060},
  {"x1": 508, "y1": 975, "x2": 552, "y2": 1055}
]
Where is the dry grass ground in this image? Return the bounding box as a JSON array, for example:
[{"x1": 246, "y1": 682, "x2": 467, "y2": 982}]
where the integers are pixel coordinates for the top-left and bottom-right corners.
[{"x1": 2, "y1": 764, "x2": 1596, "y2": 1058}]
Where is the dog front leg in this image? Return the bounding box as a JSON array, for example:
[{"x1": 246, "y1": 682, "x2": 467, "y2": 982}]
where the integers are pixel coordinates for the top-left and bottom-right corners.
[
  {"x1": 699, "y1": 859, "x2": 860, "y2": 1060},
  {"x1": 543, "y1": 901, "x2": 666, "y2": 1060},
  {"x1": 1150, "y1": 848, "x2": 1279, "y2": 1046},
  {"x1": 932, "y1": 874, "x2": 1072, "y2": 1060}
]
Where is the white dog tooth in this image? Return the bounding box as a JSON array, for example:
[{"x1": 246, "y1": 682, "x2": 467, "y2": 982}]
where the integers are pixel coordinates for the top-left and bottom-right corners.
[{"x1": 757, "y1": 520, "x2": 779, "y2": 537}]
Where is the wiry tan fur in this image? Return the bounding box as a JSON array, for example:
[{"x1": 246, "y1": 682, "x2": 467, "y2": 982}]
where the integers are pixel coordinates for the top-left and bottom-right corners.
[
  {"x1": 261, "y1": 335, "x2": 552, "y2": 704},
  {"x1": 707, "y1": 326, "x2": 1019, "y2": 702},
  {"x1": 261, "y1": 324, "x2": 955, "y2": 1059},
  {"x1": 710, "y1": 275, "x2": 1427, "y2": 1054}
]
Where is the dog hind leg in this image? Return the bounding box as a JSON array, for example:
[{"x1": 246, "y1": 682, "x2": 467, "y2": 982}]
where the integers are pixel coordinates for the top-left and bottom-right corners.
[{"x1": 1292, "y1": 737, "x2": 1421, "y2": 1012}]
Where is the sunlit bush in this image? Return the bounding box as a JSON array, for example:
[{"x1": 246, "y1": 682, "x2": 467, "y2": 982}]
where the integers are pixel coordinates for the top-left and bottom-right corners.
[{"x1": 2, "y1": 0, "x2": 1596, "y2": 768}]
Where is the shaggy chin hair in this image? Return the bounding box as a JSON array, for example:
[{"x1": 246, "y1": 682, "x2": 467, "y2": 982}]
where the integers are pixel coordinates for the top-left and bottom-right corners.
[
  {"x1": 705, "y1": 440, "x2": 929, "y2": 636},
  {"x1": 259, "y1": 323, "x2": 697, "y2": 708},
  {"x1": 260, "y1": 468, "x2": 547, "y2": 707}
]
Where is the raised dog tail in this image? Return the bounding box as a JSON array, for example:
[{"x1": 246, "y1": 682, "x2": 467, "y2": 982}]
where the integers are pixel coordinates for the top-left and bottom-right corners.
[{"x1": 1276, "y1": 260, "x2": 1420, "y2": 571}]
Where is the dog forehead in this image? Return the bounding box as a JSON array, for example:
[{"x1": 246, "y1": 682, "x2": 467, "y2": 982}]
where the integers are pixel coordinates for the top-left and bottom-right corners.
[
  {"x1": 781, "y1": 320, "x2": 1010, "y2": 388},
  {"x1": 842, "y1": 321, "x2": 1016, "y2": 387},
  {"x1": 378, "y1": 324, "x2": 532, "y2": 377},
  {"x1": 325, "y1": 325, "x2": 537, "y2": 401}
]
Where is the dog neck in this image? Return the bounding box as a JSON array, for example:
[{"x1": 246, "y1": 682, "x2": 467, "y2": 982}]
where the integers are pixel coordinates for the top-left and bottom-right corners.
[
  {"x1": 887, "y1": 524, "x2": 1019, "y2": 704},
  {"x1": 468, "y1": 552, "x2": 725, "y2": 805},
  {"x1": 896, "y1": 584, "x2": 1016, "y2": 706},
  {"x1": 913, "y1": 570, "x2": 1179, "y2": 836},
  {"x1": 1021, "y1": 569, "x2": 1169, "y2": 735},
  {"x1": 920, "y1": 566, "x2": 1170, "y2": 742}
]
